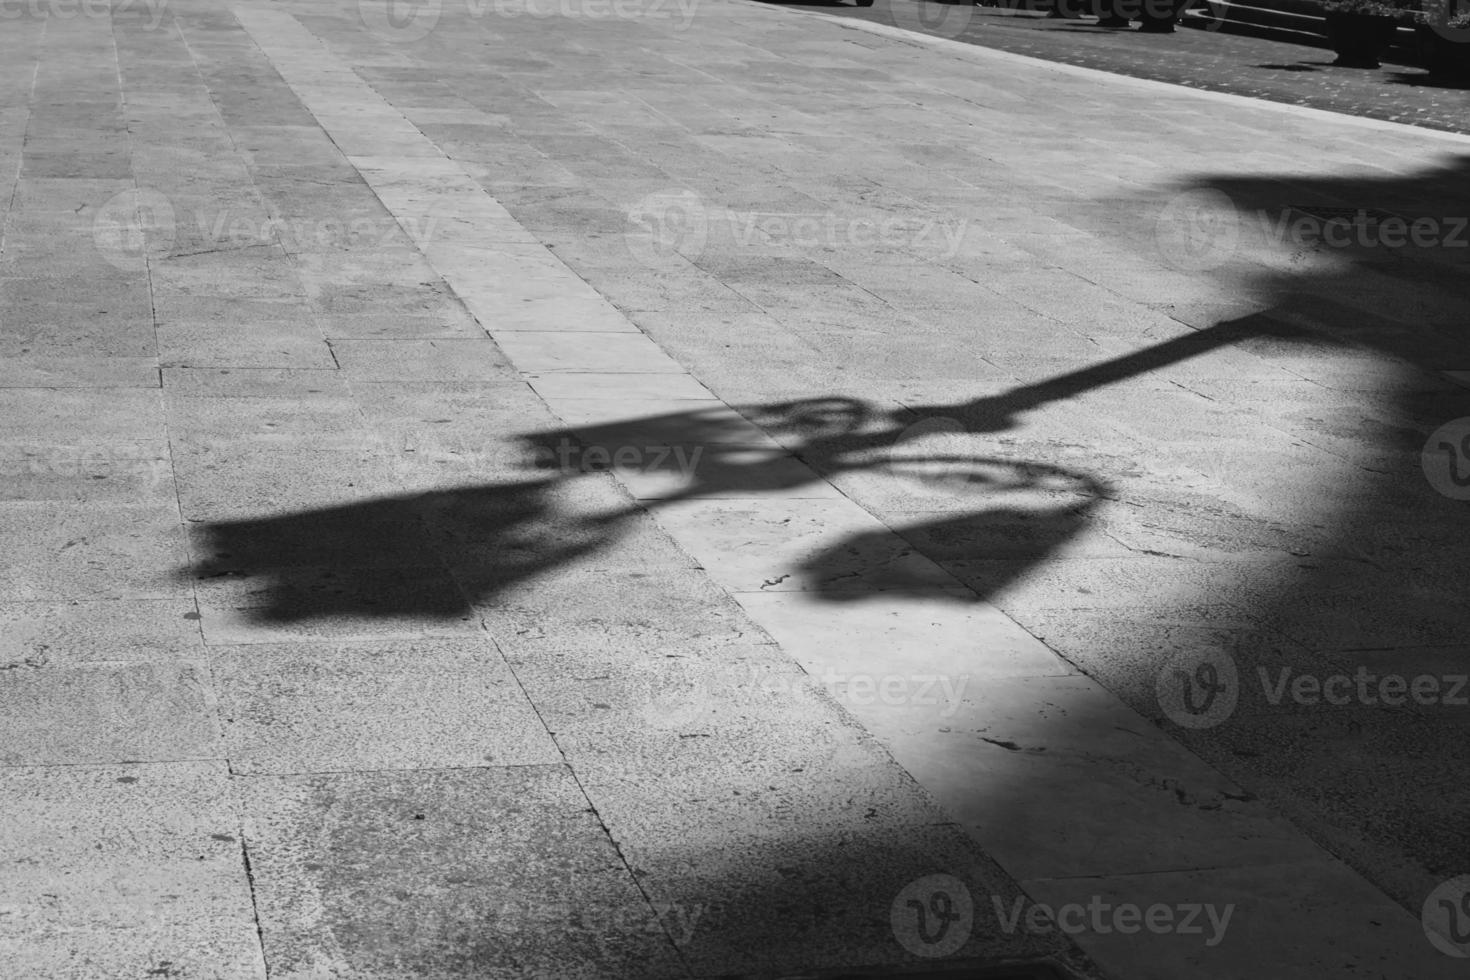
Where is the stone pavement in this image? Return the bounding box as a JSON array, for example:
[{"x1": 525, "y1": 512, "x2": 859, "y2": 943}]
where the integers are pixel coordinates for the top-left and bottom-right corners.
[{"x1": 2, "y1": 0, "x2": 1470, "y2": 978}]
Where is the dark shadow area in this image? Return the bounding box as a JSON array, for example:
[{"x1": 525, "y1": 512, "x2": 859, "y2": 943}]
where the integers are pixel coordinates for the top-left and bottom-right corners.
[
  {"x1": 1009, "y1": 154, "x2": 1470, "y2": 915},
  {"x1": 1386, "y1": 69, "x2": 1470, "y2": 88},
  {"x1": 183, "y1": 316, "x2": 1284, "y2": 624},
  {"x1": 189, "y1": 476, "x2": 634, "y2": 622}
]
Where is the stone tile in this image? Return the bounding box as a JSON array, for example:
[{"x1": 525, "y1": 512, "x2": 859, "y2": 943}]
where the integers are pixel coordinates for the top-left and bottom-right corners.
[
  {"x1": 165, "y1": 391, "x2": 366, "y2": 444},
  {"x1": 230, "y1": 124, "x2": 348, "y2": 169},
  {"x1": 157, "y1": 320, "x2": 334, "y2": 370},
  {"x1": 0, "y1": 761, "x2": 265, "y2": 979},
  {"x1": 0, "y1": 355, "x2": 159, "y2": 388},
  {"x1": 812, "y1": 432, "x2": 1116, "y2": 520},
  {"x1": 161, "y1": 367, "x2": 350, "y2": 398},
  {"x1": 527, "y1": 372, "x2": 718, "y2": 401},
  {"x1": 350, "y1": 380, "x2": 556, "y2": 476},
  {"x1": 736, "y1": 590, "x2": 1069, "y2": 684},
  {"x1": 9, "y1": 177, "x2": 132, "y2": 213},
  {"x1": 170, "y1": 444, "x2": 395, "y2": 521},
  {"x1": 212, "y1": 638, "x2": 559, "y2": 774},
  {"x1": 406, "y1": 208, "x2": 542, "y2": 248},
  {"x1": 236, "y1": 767, "x2": 685, "y2": 978},
  {"x1": 291, "y1": 247, "x2": 443, "y2": 295},
  {"x1": 1031, "y1": 603, "x2": 1316, "y2": 694},
  {"x1": 21, "y1": 149, "x2": 131, "y2": 179},
  {"x1": 884, "y1": 506, "x2": 1131, "y2": 562},
  {"x1": 0, "y1": 277, "x2": 155, "y2": 356},
  {"x1": 941, "y1": 555, "x2": 1269, "y2": 620},
  {"x1": 150, "y1": 294, "x2": 317, "y2": 332},
  {"x1": 302, "y1": 290, "x2": 486, "y2": 330},
  {"x1": 1327, "y1": 646, "x2": 1470, "y2": 717},
  {"x1": 350, "y1": 378, "x2": 548, "y2": 427},
  {"x1": 0, "y1": 502, "x2": 187, "y2": 602},
  {"x1": 588, "y1": 783, "x2": 1068, "y2": 977},
  {"x1": 460, "y1": 289, "x2": 642, "y2": 333},
  {"x1": 0, "y1": 387, "x2": 156, "y2": 456},
  {"x1": 326, "y1": 337, "x2": 517, "y2": 382},
  {"x1": 149, "y1": 247, "x2": 306, "y2": 302},
  {"x1": 0, "y1": 663, "x2": 218, "y2": 766},
  {"x1": 623, "y1": 456, "x2": 806, "y2": 504},
  {"x1": 0, "y1": 599, "x2": 203, "y2": 668},
  {"x1": 0, "y1": 221, "x2": 137, "y2": 280},
  {"x1": 1169, "y1": 706, "x2": 1470, "y2": 915},
  {"x1": 506, "y1": 641, "x2": 1078, "y2": 974},
  {"x1": 550, "y1": 400, "x2": 782, "y2": 445},
  {"x1": 422, "y1": 244, "x2": 639, "y2": 332},
  {"x1": 655, "y1": 497, "x2": 957, "y2": 595},
  {"x1": 1255, "y1": 573, "x2": 1470, "y2": 652},
  {"x1": 193, "y1": 565, "x2": 479, "y2": 646},
  {"x1": 477, "y1": 563, "x2": 750, "y2": 660},
  {"x1": 308, "y1": 278, "x2": 467, "y2": 318},
  {"x1": 0, "y1": 442, "x2": 172, "y2": 503},
  {"x1": 1095, "y1": 486, "x2": 1327, "y2": 563},
  {"x1": 491, "y1": 331, "x2": 686, "y2": 373},
  {"x1": 886, "y1": 671, "x2": 1326, "y2": 880},
  {"x1": 1021, "y1": 860, "x2": 1464, "y2": 980}
]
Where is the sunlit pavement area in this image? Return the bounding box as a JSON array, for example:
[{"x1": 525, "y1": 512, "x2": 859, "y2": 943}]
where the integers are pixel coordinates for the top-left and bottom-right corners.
[{"x1": 2, "y1": 0, "x2": 1470, "y2": 977}]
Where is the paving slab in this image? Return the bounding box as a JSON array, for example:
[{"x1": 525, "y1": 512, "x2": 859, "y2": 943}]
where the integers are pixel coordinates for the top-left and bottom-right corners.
[
  {"x1": 0, "y1": 502, "x2": 189, "y2": 603},
  {"x1": 212, "y1": 638, "x2": 560, "y2": 773},
  {"x1": 325, "y1": 337, "x2": 518, "y2": 382},
  {"x1": 236, "y1": 767, "x2": 688, "y2": 979},
  {"x1": 0, "y1": 663, "x2": 218, "y2": 767},
  {"x1": 0, "y1": 762, "x2": 266, "y2": 980},
  {"x1": 1022, "y1": 859, "x2": 1466, "y2": 980},
  {"x1": 0, "y1": 599, "x2": 205, "y2": 669}
]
